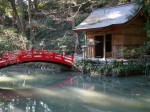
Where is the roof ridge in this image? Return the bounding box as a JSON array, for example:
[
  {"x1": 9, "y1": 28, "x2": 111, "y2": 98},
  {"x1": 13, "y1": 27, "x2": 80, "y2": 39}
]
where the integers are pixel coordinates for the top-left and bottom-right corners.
[{"x1": 93, "y1": 2, "x2": 139, "y2": 11}]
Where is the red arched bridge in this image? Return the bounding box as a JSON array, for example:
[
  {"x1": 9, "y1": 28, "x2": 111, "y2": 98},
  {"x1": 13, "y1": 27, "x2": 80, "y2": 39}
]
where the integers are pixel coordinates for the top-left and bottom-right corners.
[{"x1": 0, "y1": 49, "x2": 74, "y2": 68}]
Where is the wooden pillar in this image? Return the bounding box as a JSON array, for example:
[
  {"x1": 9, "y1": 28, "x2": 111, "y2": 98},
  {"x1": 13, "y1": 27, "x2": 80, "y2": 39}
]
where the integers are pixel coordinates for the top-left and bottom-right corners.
[
  {"x1": 84, "y1": 32, "x2": 87, "y2": 45},
  {"x1": 103, "y1": 36, "x2": 106, "y2": 59},
  {"x1": 84, "y1": 32, "x2": 87, "y2": 59}
]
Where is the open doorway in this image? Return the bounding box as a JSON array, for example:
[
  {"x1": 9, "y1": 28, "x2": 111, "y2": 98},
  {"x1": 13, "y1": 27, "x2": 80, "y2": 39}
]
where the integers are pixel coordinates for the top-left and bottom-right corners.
[
  {"x1": 95, "y1": 34, "x2": 112, "y2": 58},
  {"x1": 106, "y1": 34, "x2": 112, "y2": 57},
  {"x1": 95, "y1": 36, "x2": 104, "y2": 58}
]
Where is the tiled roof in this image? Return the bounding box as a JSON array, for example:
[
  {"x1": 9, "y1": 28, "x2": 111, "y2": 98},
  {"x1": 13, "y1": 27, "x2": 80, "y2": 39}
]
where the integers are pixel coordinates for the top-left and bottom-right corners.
[{"x1": 74, "y1": 3, "x2": 141, "y2": 31}]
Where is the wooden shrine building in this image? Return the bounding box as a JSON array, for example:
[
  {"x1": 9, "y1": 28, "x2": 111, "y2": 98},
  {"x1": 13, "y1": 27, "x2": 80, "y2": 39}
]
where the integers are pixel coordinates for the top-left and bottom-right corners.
[{"x1": 73, "y1": 3, "x2": 147, "y2": 59}]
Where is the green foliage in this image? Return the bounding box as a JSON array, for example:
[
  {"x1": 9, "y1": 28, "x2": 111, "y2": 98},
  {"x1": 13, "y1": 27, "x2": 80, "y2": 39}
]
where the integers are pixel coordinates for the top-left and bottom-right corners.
[
  {"x1": 75, "y1": 15, "x2": 88, "y2": 25},
  {"x1": 0, "y1": 27, "x2": 30, "y2": 51},
  {"x1": 76, "y1": 1, "x2": 92, "y2": 13},
  {"x1": 38, "y1": 0, "x2": 59, "y2": 10},
  {"x1": 35, "y1": 28, "x2": 52, "y2": 39},
  {"x1": 38, "y1": 3, "x2": 45, "y2": 9},
  {"x1": 111, "y1": 61, "x2": 145, "y2": 77},
  {"x1": 119, "y1": 0, "x2": 131, "y2": 4},
  {"x1": 145, "y1": 63, "x2": 150, "y2": 75},
  {"x1": 146, "y1": 16, "x2": 150, "y2": 39},
  {"x1": 52, "y1": 34, "x2": 75, "y2": 54},
  {"x1": 74, "y1": 59, "x2": 148, "y2": 77},
  {"x1": 141, "y1": 0, "x2": 150, "y2": 39},
  {"x1": 0, "y1": 0, "x2": 10, "y2": 15},
  {"x1": 0, "y1": 16, "x2": 12, "y2": 26},
  {"x1": 146, "y1": 42, "x2": 150, "y2": 55},
  {"x1": 144, "y1": 2, "x2": 150, "y2": 39},
  {"x1": 45, "y1": 17, "x2": 55, "y2": 27},
  {"x1": 61, "y1": 21, "x2": 72, "y2": 29},
  {"x1": 119, "y1": 46, "x2": 146, "y2": 59}
]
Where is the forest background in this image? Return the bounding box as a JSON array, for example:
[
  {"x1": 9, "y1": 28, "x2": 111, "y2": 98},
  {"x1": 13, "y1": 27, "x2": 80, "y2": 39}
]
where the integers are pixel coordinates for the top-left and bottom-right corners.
[{"x1": 0, "y1": 0, "x2": 150, "y2": 53}]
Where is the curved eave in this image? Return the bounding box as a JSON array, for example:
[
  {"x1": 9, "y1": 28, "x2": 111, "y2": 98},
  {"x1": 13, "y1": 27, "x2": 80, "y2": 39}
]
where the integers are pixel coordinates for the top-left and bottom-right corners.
[
  {"x1": 73, "y1": 24, "x2": 122, "y2": 32},
  {"x1": 122, "y1": 5, "x2": 144, "y2": 27}
]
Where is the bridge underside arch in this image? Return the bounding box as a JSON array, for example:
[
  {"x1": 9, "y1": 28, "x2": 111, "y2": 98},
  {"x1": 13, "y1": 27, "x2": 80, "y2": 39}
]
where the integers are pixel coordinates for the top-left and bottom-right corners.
[{"x1": 0, "y1": 61, "x2": 72, "y2": 69}]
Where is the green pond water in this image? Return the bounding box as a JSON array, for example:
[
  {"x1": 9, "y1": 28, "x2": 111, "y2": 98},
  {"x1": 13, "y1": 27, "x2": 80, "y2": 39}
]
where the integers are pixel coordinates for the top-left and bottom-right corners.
[{"x1": 0, "y1": 63, "x2": 150, "y2": 112}]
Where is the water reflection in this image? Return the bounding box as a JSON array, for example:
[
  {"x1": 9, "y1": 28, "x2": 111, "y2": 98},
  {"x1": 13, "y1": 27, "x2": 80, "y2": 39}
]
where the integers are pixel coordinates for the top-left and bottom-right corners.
[
  {"x1": 0, "y1": 92, "x2": 53, "y2": 112},
  {"x1": 0, "y1": 63, "x2": 150, "y2": 112}
]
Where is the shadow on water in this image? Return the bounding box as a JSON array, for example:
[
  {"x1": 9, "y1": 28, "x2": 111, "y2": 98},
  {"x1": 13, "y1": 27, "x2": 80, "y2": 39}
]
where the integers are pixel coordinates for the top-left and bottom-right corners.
[{"x1": 0, "y1": 62, "x2": 150, "y2": 112}]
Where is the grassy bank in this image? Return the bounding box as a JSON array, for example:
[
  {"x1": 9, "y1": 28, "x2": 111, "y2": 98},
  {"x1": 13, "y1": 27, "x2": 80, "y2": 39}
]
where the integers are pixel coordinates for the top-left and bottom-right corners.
[{"x1": 74, "y1": 59, "x2": 150, "y2": 77}]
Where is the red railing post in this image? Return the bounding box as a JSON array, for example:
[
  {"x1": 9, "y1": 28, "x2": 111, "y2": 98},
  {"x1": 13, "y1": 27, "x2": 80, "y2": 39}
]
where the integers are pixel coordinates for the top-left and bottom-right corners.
[
  {"x1": 71, "y1": 55, "x2": 74, "y2": 63},
  {"x1": 42, "y1": 50, "x2": 45, "y2": 57},
  {"x1": 52, "y1": 52, "x2": 55, "y2": 59},
  {"x1": 20, "y1": 49, "x2": 24, "y2": 55},
  {"x1": 61, "y1": 54, "x2": 64, "y2": 61},
  {"x1": 19, "y1": 49, "x2": 23, "y2": 60},
  {"x1": 31, "y1": 49, "x2": 34, "y2": 58},
  {"x1": 0, "y1": 52, "x2": 3, "y2": 59}
]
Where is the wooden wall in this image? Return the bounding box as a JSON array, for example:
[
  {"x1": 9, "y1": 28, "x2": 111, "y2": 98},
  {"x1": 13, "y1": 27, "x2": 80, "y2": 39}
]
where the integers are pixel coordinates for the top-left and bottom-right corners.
[
  {"x1": 112, "y1": 27, "x2": 124, "y2": 58},
  {"x1": 123, "y1": 15, "x2": 146, "y2": 46},
  {"x1": 84, "y1": 14, "x2": 147, "y2": 59}
]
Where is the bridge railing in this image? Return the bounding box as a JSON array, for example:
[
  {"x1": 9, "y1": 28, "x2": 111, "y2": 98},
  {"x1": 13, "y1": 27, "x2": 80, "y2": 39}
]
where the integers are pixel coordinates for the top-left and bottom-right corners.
[{"x1": 0, "y1": 49, "x2": 74, "y2": 67}]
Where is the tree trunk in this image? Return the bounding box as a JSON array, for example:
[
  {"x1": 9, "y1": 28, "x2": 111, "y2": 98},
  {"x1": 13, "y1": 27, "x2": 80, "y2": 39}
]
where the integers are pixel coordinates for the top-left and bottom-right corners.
[
  {"x1": 18, "y1": 0, "x2": 25, "y2": 32},
  {"x1": 71, "y1": 16, "x2": 79, "y2": 54},
  {"x1": 33, "y1": 0, "x2": 38, "y2": 11},
  {"x1": 12, "y1": 12, "x2": 16, "y2": 28},
  {"x1": 8, "y1": 0, "x2": 24, "y2": 33},
  {"x1": 69, "y1": 0, "x2": 91, "y2": 54},
  {"x1": 70, "y1": 6, "x2": 79, "y2": 54},
  {"x1": 28, "y1": 0, "x2": 34, "y2": 45},
  {"x1": 1, "y1": 0, "x2": 5, "y2": 27}
]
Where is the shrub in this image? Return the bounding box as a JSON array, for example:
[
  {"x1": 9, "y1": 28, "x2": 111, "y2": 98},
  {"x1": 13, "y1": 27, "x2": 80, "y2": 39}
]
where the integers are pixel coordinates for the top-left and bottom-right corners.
[
  {"x1": 38, "y1": 0, "x2": 59, "y2": 10},
  {"x1": 36, "y1": 28, "x2": 51, "y2": 39},
  {"x1": 145, "y1": 63, "x2": 150, "y2": 75},
  {"x1": 74, "y1": 60, "x2": 147, "y2": 77},
  {"x1": 0, "y1": 27, "x2": 30, "y2": 51},
  {"x1": 45, "y1": 17, "x2": 55, "y2": 27},
  {"x1": 119, "y1": 46, "x2": 146, "y2": 59}
]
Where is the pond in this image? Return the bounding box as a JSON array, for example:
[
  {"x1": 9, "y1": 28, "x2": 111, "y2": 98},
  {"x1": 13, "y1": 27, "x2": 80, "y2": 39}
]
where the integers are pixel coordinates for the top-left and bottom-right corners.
[{"x1": 0, "y1": 63, "x2": 150, "y2": 112}]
